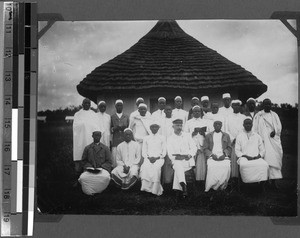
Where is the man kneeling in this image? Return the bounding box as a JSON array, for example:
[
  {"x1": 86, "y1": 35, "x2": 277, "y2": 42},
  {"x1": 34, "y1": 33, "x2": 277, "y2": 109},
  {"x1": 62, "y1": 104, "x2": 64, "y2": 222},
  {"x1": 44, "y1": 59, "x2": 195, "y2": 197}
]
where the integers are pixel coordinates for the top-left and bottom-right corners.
[
  {"x1": 203, "y1": 120, "x2": 232, "y2": 192},
  {"x1": 235, "y1": 118, "x2": 269, "y2": 184},
  {"x1": 78, "y1": 131, "x2": 112, "y2": 195},
  {"x1": 111, "y1": 128, "x2": 141, "y2": 190}
]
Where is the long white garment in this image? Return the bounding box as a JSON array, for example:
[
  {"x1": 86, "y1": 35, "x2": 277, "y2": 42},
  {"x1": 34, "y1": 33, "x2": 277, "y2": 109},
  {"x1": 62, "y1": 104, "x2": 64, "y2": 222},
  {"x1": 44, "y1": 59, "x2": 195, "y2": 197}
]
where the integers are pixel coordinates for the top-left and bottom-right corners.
[
  {"x1": 78, "y1": 169, "x2": 110, "y2": 195},
  {"x1": 224, "y1": 113, "x2": 246, "y2": 141},
  {"x1": 235, "y1": 130, "x2": 268, "y2": 183},
  {"x1": 203, "y1": 112, "x2": 224, "y2": 132},
  {"x1": 167, "y1": 132, "x2": 197, "y2": 190},
  {"x1": 161, "y1": 117, "x2": 173, "y2": 140},
  {"x1": 253, "y1": 110, "x2": 283, "y2": 179},
  {"x1": 130, "y1": 109, "x2": 151, "y2": 124},
  {"x1": 73, "y1": 109, "x2": 101, "y2": 161},
  {"x1": 172, "y1": 108, "x2": 188, "y2": 126},
  {"x1": 219, "y1": 106, "x2": 233, "y2": 118},
  {"x1": 151, "y1": 109, "x2": 166, "y2": 135},
  {"x1": 97, "y1": 112, "x2": 111, "y2": 147}
]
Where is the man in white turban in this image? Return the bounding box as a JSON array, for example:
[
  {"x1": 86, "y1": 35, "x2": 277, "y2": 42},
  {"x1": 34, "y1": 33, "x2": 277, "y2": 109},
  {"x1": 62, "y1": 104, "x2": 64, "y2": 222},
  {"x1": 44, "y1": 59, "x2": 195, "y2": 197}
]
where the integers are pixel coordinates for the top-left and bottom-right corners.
[{"x1": 96, "y1": 101, "x2": 111, "y2": 147}]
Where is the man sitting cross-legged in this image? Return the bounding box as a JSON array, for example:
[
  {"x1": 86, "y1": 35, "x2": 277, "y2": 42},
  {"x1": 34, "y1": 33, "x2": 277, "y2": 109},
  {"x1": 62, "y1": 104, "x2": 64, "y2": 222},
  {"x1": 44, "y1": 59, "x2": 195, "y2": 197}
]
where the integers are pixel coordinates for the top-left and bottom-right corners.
[{"x1": 111, "y1": 128, "x2": 141, "y2": 190}]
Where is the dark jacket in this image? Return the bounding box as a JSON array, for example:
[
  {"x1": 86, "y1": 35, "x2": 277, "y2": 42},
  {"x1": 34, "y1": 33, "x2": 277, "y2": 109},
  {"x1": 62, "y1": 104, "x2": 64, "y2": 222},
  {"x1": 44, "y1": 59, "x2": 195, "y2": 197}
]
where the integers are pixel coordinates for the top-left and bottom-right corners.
[
  {"x1": 203, "y1": 131, "x2": 232, "y2": 159},
  {"x1": 81, "y1": 142, "x2": 112, "y2": 173},
  {"x1": 111, "y1": 113, "x2": 130, "y2": 147}
]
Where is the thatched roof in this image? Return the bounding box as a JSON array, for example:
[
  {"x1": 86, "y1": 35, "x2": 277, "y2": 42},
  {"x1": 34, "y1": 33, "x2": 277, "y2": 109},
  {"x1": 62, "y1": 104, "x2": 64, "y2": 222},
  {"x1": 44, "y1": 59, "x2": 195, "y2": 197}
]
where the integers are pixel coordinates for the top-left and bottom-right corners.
[{"x1": 77, "y1": 20, "x2": 267, "y2": 103}]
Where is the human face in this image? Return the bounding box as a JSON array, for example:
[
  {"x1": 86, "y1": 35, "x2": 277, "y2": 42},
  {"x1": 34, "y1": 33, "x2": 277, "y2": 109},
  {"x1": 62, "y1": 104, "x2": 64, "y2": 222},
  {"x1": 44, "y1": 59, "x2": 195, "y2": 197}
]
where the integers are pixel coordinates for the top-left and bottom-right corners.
[
  {"x1": 247, "y1": 101, "x2": 256, "y2": 112},
  {"x1": 173, "y1": 123, "x2": 183, "y2": 135},
  {"x1": 92, "y1": 132, "x2": 101, "y2": 143},
  {"x1": 191, "y1": 99, "x2": 199, "y2": 107},
  {"x1": 138, "y1": 107, "x2": 147, "y2": 116},
  {"x1": 263, "y1": 99, "x2": 272, "y2": 113},
  {"x1": 115, "y1": 103, "x2": 123, "y2": 113},
  {"x1": 98, "y1": 104, "x2": 106, "y2": 113},
  {"x1": 202, "y1": 100, "x2": 209, "y2": 108},
  {"x1": 231, "y1": 103, "x2": 240, "y2": 113},
  {"x1": 175, "y1": 99, "x2": 182, "y2": 109},
  {"x1": 124, "y1": 131, "x2": 133, "y2": 143},
  {"x1": 211, "y1": 103, "x2": 219, "y2": 114},
  {"x1": 82, "y1": 99, "x2": 91, "y2": 110},
  {"x1": 192, "y1": 107, "x2": 201, "y2": 118},
  {"x1": 158, "y1": 100, "x2": 166, "y2": 110},
  {"x1": 150, "y1": 124, "x2": 160, "y2": 134},
  {"x1": 213, "y1": 121, "x2": 222, "y2": 132},
  {"x1": 164, "y1": 106, "x2": 172, "y2": 118},
  {"x1": 223, "y1": 98, "x2": 231, "y2": 108},
  {"x1": 243, "y1": 119, "x2": 253, "y2": 132}
]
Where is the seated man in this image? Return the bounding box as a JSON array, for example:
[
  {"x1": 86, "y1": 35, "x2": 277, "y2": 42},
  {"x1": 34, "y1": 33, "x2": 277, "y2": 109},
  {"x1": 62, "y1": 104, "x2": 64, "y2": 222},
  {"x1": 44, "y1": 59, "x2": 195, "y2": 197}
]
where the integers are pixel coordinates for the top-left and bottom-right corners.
[
  {"x1": 235, "y1": 118, "x2": 269, "y2": 184},
  {"x1": 140, "y1": 122, "x2": 166, "y2": 196},
  {"x1": 203, "y1": 120, "x2": 232, "y2": 192},
  {"x1": 111, "y1": 128, "x2": 141, "y2": 190},
  {"x1": 167, "y1": 118, "x2": 197, "y2": 197},
  {"x1": 78, "y1": 131, "x2": 112, "y2": 195}
]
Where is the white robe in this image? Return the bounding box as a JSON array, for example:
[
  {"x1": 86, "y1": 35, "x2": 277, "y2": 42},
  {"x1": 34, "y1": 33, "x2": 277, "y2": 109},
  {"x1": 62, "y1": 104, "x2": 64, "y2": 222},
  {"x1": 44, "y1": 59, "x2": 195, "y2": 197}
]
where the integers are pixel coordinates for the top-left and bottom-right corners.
[
  {"x1": 140, "y1": 134, "x2": 166, "y2": 195},
  {"x1": 97, "y1": 112, "x2": 111, "y2": 148},
  {"x1": 161, "y1": 117, "x2": 173, "y2": 140},
  {"x1": 73, "y1": 109, "x2": 101, "y2": 161},
  {"x1": 253, "y1": 110, "x2": 283, "y2": 179},
  {"x1": 203, "y1": 112, "x2": 224, "y2": 131},
  {"x1": 130, "y1": 109, "x2": 151, "y2": 125},
  {"x1": 219, "y1": 106, "x2": 233, "y2": 118},
  {"x1": 172, "y1": 108, "x2": 188, "y2": 126},
  {"x1": 235, "y1": 130, "x2": 268, "y2": 183},
  {"x1": 151, "y1": 109, "x2": 166, "y2": 135}
]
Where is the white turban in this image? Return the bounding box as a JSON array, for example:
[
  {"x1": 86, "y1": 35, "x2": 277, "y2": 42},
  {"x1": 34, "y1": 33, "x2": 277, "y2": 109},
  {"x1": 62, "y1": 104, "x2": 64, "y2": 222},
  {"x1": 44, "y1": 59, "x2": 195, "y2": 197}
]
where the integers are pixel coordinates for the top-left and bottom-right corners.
[
  {"x1": 201, "y1": 96, "x2": 209, "y2": 102},
  {"x1": 174, "y1": 96, "x2": 182, "y2": 101},
  {"x1": 98, "y1": 101, "x2": 106, "y2": 106},
  {"x1": 138, "y1": 103, "x2": 147, "y2": 109},
  {"x1": 158, "y1": 97, "x2": 166, "y2": 102},
  {"x1": 115, "y1": 99, "x2": 123, "y2": 105},
  {"x1": 222, "y1": 93, "x2": 231, "y2": 99}
]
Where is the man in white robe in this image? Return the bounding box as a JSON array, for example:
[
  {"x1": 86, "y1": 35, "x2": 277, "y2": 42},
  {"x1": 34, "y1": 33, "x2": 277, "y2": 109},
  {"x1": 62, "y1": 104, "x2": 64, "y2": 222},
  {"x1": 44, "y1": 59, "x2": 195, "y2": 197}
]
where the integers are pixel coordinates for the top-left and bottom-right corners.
[
  {"x1": 235, "y1": 118, "x2": 269, "y2": 183},
  {"x1": 140, "y1": 122, "x2": 166, "y2": 196},
  {"x1": 151, "y1": 97, "x2": 166, "y2": 135},
  {"x1": 96, "y1": 101, "x2": 111, "y2": 148},
  {"x1": 111, "y1": 128, "x2": 141, "y2": 190},
  {"x1": 78, "y1": 131, "x2": 112, "y2": 195},
  {"x1": 203, "y1": 120, "x2": 232, "y2": 192},
  {"x1": 253, "y1": 98, "x2": 283, "y2": 181},
  {"x1": 201, "y1": 96, "x2": 211, "y2": 117},
  {"x1": 167, "y1": 118, "x2": 197, "y2": 197},
  {"x1": 129, "y1": 97, "x2": 151, "y2": 124},
  {"x1": 244, "y1": 98, "x2": 258, "y2": 119},
  {"x1": 187, "y1": 97, "x2": 200, "y2": 120},
  {"x1": 219, "y1": 93, "x2": 233, "y2": 118},
  {"x1": 172, "y1": 96, "x2": 188, "y2": 127},
  {"x1": 203, "y1": 102, "x2": 224, "y2": 131},
  {"x1": 73, "y1": 98, "x2": 101, "y2": 161}
]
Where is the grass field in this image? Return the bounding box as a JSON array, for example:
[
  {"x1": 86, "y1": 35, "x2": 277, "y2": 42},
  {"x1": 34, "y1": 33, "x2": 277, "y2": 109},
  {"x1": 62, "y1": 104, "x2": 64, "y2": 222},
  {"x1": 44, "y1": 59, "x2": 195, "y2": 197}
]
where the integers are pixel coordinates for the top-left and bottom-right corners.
[{"x1": 36, "y1": 122, "x2": 297, "y2": 216}]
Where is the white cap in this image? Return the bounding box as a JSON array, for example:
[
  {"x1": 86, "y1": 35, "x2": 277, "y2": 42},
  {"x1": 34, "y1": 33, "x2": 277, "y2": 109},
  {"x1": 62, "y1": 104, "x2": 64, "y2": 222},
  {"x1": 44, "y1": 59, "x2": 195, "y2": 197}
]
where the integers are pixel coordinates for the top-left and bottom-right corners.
[
  {"x1": 150, "y1": 120, "x2": 161, "y2": 127},
  {"x1": 222, "y1": 93, "x2": 231, "y2": 99},
  {"x1": 98, "y1": 101, "x2": 106, "y2": 106},
  {"x1": 158, "y1": 97, "x2": 166, "y2": 102},
  {"x1": 124, "y1": 128, "x2": 133, "y2": 133},
  {"x1": 138, "y1": 103, "x2": 147, "y2": 109},
  {"x1": 244, "y1": 116, "x2": 253, "y2": 121},
  {"x1": 246, "y1": 97, "x2": 256, "y2": 103},
  {"x1": 201, "y1": 96, "x2": 209, "y2": 102},
  {"x1": 231, "y1": 99, "x2": 242, "y2": 105},
  {"x1": 174, "y1": 96, "x2": 182, "y2": 101},
  {"x1": 192, "y1": 105, "x2": 201, "y2": 110},
  {"x1": 115, "y1": 99, "x2": 123, "y2": 105},
  {"x1": 136, "y1": 97, "x2": 144, "y2": 103},
  {"x1": 192, "y1": 97, "x2": 200, "y2": 101}
]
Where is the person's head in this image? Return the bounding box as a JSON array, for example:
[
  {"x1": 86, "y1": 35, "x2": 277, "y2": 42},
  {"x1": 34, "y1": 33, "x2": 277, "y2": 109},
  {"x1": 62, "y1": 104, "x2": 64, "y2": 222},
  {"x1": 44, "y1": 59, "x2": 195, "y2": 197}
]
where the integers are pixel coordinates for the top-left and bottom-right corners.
[
  {"x1": 150, "y1": 123, "x2": 160, "y2": 135},
  {"x1": 243, "y1": 118, "x2": 253, "y2": 132},
  {"x1": 191, "y1": 97, "x2": 200, "y2": 107},
  {"x1": 124, "y1": 129, "x2": 133, "y2": 143},
  {"x1": 231, "y1": 100, "x2": 242, "y2": 113},
  {"x1": 213, "y1": 120, "x2": 222, "y2": 133},
  {"x1": 158, "y1": 97, "x2": 166, "y2": 110},
  {"x1": 246, "y1": 98, "x2": 256, "y2": 112},
  {"x1": 82, "y1": 98, "x2": 91, "y2": 110},
  {"x1": 263, "y1": 98, "x2": 272, "y2": 112},
  {"x1": 138, "y1": 103, "x2": 147, "y2": 116},
  {"x1": 164, "y1": 105, "x2": 172, "y2": 118},
  {"x1": 98, "y1": 101, "x2": 106, "y2": 113},
  {"x1": 92, "y1": 131, "x2": 102, "y2": 143},
  {"x1": 192, "y1": 105, "x2": 201, "y2": 119},
  {"x1": 115, "y1": 99, "x2": 123, "y2": 113},
  {"x1": 174, "y1": 96, "x2": 182, "y2": 109},
  {"x1": 172, "y1": 119, "x2": 183, "y2": 135},
  {"x1": 136, "y1": 97, "x2": 144, "y2": 107},
  {"x1": 211, "y1": 102, "x2": 219, "y2": 114},
  {"x1": 201, "y1": 96, "x2": 209, "y2": 108},
  {"x1": 222, "y1": 93, "x2": 231, "y2": 108}
]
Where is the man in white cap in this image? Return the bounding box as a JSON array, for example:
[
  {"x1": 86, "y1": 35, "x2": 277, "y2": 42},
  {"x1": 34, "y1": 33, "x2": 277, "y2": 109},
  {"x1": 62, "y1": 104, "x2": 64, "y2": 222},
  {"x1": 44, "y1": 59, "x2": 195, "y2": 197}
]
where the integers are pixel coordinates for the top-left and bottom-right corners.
[
  {"x1": 244, "y1": 98, "x2": 258, "y2": 119},
  {"x1": 129, "y1": 97, "x2": 151, "y2": 124},
  {"x1": 78, "y1": 131, "x2": 112, "y2": 195},
  {"x1": 253, "y1": 98, "x2": 283, "y2": 183},
  {"x1": 151, "y1": 97, "x2": 167, "y2": 134},
  {"x1": 140, "y1": 121, "x2": 166, "y2": 196},
  {"x1": 111, "y1": 100, "x2": 129, "y2": 167},
  {"x1": 172, "y1": 96, "x2": 188, "y2": 127},
  {"x1": 96, "y1": 101, "x2": 111, "y2": 148},
  {"x1": 224, "y1": 100, "x2": 246, "y2": 183},
  {"x1": 188, "y1": 97, "x2": 200, "y2": 120},
  {"x1": 235, "y1": 118, "x2": 269, "y2": 186},
  {"x1": 111, "y1": 128, "x2": 141, "y2": 190},
  {"x1": 203, "y1": 120, "x2": 232, "y2": 192},
  {"x1": 219, "y1": 93, "x2": 233, "y2": 118},
  {"x1": 201, "y1": 96, "x2": 211, "y2": 116},
  {"x1": 129, "y1": 103, "x2": 152, "y2": 163},
  {"x1": 185, "y1": 105, "x2": 212, "y2": 189},
  {"x1": 73, "y1": 98, "x2": 100, "y2": 162},
  {"x1": 167, "y1": 118, "x2": 197, "y2": 197}
]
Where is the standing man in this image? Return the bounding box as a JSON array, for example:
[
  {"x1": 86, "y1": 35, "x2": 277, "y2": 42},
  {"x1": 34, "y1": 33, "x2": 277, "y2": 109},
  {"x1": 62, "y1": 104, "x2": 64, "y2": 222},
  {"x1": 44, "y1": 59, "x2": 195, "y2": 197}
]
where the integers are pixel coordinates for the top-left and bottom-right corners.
[
  {"x1": 151, "y1": 97, "x2": 167, "y2": 134},
  {"x1": 172, "y1": 96, "x2": 188, "y2": 126},
  {"x1": 201, "y1": 96, "x2": 211, "y2": 117},
  {"x1": 73, "y1": 98, "x2": 100, "y2": 161},
  {"x1": 203, "y1": 120, "x2": 232, "y2": 192},
  {"x1": 188, "y1": 97, "x2": 200, "y2": 120},
  {"x1": 167, "y1": 118, "x2": 197, "y2": 197},
  {"x1": 130, "y1": 97, "x2": 151, "y2": 124},
  {"x1": 203, "y1": 102, "x2": 224, "y2": 131},
  {"x1": 96, "y1": 101, "x2": 111, "y2": 148},
  {"x1": 111, "y1": 100, "x2": 129, "y2": 168},
  {"x1": 244, "y1": 98, "x2": 258, "y2": 119},
  {"x1": 140, "y1": 122, "x2": 166, "y2": 196},
  {"x1": 253, "y1": 98, "x2": 283, "y2": 181},
  {"x1": 235, "y1": 118, "x2": 269, "y2": 184},
  {"x1": 111, "y1": 128, "x2": 141, "y2": 190},
  {"x1": 78, "y1": 131, "x2": 112, "y2": 195},
  {"x1": 219, "y1": 93, "x2": 233, "y2": 118}
]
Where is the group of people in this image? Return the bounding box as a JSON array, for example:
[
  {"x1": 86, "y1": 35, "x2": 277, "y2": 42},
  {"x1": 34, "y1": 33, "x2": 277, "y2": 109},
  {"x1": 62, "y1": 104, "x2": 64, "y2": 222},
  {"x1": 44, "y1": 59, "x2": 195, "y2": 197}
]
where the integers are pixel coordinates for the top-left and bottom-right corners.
[{"x1": 73, "y1": 93, "x2": 283, "y2": 198}]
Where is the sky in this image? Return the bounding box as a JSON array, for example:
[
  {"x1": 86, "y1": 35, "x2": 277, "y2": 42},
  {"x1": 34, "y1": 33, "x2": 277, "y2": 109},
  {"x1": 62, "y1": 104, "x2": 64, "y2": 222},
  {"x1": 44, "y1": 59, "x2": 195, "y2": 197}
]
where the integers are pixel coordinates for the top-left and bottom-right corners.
[{"x1": 38, "y1": 20, "x2": 298, "y2": 111}]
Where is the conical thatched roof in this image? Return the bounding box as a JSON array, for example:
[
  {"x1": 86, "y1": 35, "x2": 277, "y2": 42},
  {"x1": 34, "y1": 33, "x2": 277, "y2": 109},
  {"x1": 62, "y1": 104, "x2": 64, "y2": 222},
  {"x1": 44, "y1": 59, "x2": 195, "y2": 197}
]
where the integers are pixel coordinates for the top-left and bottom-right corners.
[{"x1": 77, "y1": 20, "x2": 267, "y2": 103}]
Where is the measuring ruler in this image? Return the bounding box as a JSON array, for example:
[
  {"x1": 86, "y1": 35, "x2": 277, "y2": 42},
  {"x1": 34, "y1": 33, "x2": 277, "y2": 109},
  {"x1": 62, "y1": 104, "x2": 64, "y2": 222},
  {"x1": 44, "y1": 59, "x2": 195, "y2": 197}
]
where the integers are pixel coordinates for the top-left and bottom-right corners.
[{"x1": 1, "y1": 2, "x2": 37, "y2": 236}]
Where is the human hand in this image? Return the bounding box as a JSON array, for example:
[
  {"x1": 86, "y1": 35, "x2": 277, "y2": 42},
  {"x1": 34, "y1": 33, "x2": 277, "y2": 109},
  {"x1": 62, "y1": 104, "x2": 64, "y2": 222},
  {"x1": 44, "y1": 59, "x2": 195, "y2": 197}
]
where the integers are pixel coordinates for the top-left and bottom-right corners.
[
  {"x1": 218, "y1": 155, "x2": 226, "y2": 161},
  {"x1": 123, "y1": 165, "x2": 130, "y2": 174},
  {"x1": 270, "y1": 131, "x2": 275, "y2": 138},
  {"x1": 211, "y1": 154, "x2": 218, "y2": 161},
  {"x1": 192, "y1": 131, "x2": 198, "y2": 137}
]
